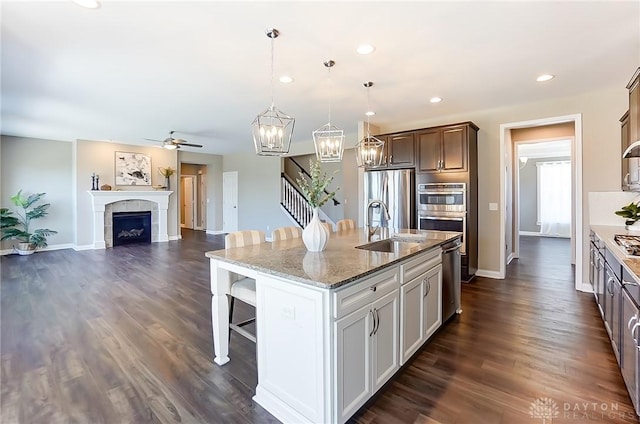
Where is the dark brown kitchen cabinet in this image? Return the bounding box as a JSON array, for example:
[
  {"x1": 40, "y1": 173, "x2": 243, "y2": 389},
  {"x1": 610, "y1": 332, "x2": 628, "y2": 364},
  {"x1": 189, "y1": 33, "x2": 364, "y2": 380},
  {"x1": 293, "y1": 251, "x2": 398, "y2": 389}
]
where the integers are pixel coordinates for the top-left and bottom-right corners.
[
  {"x1": 623, "y1": 68, "x2": 640, "y2": 190},
  {"x1": 417, "y1": 123, "x2": 476, "y2": 174},
  {"x1": 386, "y1": 133, "x2": 415, "y2": 168}
]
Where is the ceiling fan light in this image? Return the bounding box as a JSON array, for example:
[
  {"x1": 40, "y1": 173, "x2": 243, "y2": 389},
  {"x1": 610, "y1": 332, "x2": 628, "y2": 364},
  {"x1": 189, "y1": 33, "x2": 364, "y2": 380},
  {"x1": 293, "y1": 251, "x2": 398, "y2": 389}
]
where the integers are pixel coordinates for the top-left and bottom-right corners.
[{"x1": 163, "y1": 141, "x2": 178, "y2": 150}]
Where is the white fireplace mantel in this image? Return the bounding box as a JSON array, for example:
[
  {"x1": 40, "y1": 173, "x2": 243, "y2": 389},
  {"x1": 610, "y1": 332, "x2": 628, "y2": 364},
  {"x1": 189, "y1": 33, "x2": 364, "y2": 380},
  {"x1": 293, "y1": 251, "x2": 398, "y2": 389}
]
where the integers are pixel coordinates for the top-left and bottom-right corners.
[{"x1": 87, "y1": 190, "x2": 172, "y2": 249}]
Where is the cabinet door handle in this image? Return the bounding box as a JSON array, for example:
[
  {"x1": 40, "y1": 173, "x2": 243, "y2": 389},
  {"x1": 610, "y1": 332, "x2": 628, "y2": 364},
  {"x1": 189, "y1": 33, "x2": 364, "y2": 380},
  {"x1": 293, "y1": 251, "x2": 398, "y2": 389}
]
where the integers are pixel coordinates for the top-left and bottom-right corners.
[
  {"x1": 373, "y1": 308, "x2": 380, "y2": 334},
  {"x1": 628, "y1": 315, "x2": 638, "y2": 329},
  {"x1": 370, "y1": 286, "x2": 377, "y2": 292},
  {"x1": 607, "y1": 277, "x2": 615, "y2": 295},
  {"x1": 623, "y1": 280, "x2": 640, "y2": 287},
  {"x1": 423, "y1": 278, "x2": 429, "y2": 297},
  {"x1": 631, "y1": 322, "x2": 640, "y2": 343},
  {"x1": 369, "y1": 309, "x2": 376, "y2": 337}
]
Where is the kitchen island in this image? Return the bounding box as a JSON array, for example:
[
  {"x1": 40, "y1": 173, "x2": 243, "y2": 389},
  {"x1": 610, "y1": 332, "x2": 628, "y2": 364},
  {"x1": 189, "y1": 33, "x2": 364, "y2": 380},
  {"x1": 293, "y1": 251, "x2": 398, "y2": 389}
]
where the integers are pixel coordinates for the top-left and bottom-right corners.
[{"x1": 205, "y1": 228, "x2": 461, "y2": 424}]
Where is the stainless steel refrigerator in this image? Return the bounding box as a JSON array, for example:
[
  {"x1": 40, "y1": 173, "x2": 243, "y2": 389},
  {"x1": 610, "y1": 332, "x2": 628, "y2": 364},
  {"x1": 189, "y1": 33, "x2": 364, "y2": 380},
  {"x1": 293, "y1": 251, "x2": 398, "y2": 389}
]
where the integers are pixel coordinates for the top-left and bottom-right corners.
[{"x1": 364, "y1": 169, "x2": 415, "y2": 229}]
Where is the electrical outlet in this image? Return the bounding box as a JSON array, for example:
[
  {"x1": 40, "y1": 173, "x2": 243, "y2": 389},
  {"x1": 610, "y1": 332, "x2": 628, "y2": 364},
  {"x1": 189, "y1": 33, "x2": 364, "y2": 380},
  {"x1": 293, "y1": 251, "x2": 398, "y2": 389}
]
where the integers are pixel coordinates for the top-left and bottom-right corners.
[
  {"x1": 489, "y1": 203, "x2": 498, "y2": 211},
  {"x1": 281, "y1": 305, "x2": 295, "y2": 319}
]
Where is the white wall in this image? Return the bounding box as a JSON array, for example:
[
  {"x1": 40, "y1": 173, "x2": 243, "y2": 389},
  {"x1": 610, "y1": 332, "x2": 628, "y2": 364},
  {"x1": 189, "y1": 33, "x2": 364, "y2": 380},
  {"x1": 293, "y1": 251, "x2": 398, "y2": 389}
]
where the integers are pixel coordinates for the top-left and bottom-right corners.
[{"x1": 1, "y1": 136, "x2": 74, "y2": 250}]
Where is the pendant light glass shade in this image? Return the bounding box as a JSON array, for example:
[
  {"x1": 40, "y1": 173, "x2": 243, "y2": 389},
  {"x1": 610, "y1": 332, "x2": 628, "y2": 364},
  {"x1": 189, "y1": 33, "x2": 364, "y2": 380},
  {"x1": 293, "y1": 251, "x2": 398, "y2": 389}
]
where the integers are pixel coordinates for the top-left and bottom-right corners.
[
  {"x1": 313, "y1": 60, "x2": 344, "y2": 162},
  {"x1": 356, "y1": 82, "x2": 385, "y2": 168},
  {"x1": 252, "y1": 28, "x2": 294, "y2": 156}
]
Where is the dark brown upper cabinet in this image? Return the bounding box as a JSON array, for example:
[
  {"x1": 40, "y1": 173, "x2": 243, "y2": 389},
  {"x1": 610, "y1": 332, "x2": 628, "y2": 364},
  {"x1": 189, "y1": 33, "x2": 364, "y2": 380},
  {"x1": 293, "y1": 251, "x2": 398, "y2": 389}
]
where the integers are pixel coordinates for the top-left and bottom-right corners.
[
  {"x1": 417, "y1": 124, "x2": 470, "y2": 174},
  {"x1": 386, "y1": 133, "x2": 415, "y2": 168}
]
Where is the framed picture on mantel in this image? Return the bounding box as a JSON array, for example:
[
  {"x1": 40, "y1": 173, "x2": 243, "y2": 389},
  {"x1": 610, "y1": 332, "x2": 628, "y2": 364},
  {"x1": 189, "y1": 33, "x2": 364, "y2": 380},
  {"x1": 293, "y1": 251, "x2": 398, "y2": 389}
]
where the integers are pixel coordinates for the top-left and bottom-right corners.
[{"x1": 115, "y1": 152, "x2": 151, "y2": 186}]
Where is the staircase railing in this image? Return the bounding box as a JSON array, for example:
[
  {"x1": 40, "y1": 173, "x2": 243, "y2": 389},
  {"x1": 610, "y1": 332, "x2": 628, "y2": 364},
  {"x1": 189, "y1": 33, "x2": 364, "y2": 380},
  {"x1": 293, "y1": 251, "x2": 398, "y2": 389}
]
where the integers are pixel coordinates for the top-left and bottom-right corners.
[
  {"x1": 281, "y1": 174, "x2": 313, "y2": 227},
  {"x1": 289, "y1": 157, "x2": 340, "y2": 206}
]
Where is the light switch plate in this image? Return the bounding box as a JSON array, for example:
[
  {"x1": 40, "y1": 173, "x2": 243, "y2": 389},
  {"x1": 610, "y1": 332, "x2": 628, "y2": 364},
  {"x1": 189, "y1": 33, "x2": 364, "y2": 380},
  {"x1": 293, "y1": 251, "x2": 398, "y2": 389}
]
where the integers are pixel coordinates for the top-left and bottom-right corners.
[{"x1": 489, "y1": 203, "x2": 498, "y2": 211}]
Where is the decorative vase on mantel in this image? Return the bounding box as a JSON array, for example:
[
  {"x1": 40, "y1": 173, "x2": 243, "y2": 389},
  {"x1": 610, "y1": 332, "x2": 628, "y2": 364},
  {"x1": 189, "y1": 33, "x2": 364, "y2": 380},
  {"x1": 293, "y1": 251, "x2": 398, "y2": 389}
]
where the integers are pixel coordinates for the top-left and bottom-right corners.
[
  {"x1": 165, "y1": 176, "x2": 170, "y2": 191},
  {"x1": 302, "y1": 207, "x2": 329, "y2": 252}
]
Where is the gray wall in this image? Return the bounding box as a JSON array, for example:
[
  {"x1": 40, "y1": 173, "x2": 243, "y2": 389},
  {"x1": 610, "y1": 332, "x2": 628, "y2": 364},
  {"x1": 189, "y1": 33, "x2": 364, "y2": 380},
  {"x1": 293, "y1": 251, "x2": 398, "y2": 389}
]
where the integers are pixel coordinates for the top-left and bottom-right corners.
[
  {"x1": 179, "y1": 151, "x2": 223, "y2": 232},
  {"x1": 1, "y1": 136, "x2": 74, "y2": 250},
  {"x1": 222, "y1": 153, "x2": 292, "y2": 234},
  {"x1": 519, "y1": 156, "x2": 570, "y2": 233}
]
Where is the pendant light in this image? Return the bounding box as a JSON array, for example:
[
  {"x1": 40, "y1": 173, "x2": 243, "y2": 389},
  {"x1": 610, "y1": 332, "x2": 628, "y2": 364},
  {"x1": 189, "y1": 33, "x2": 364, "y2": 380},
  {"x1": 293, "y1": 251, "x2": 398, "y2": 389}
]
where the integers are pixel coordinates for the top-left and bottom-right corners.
[
  {"x1": 355, "y1": 82, "x2": 385, "y2": 168},
  {"x1": 313, "y1": 60, "x2": 344, "y2": 162},
  {"x1": 252, "y1": 28, "x2": 295, "y2": 156}
]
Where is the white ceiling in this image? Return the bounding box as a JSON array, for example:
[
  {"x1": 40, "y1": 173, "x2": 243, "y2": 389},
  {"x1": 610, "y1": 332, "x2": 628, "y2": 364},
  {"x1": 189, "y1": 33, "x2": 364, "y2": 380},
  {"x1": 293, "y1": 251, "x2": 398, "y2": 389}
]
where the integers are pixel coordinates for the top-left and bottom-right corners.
[{"x1": 2, "y1": 1, "x2": 639, "y2": 155}]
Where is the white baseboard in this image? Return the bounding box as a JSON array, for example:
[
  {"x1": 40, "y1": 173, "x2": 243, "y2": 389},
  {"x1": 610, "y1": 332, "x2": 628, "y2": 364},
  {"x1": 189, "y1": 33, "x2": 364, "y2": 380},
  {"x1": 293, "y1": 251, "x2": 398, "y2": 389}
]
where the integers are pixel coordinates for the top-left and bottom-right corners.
[
  {"x1": 74, "y1": 244, "x2": 95, "y2": 251},
  {"x1": 1, "y1": 243, "x2": 75, "y2": 256},
  {"x1": 206, "y1": 229, "x2": 226, "y2": 235},
  {"x1": 507, "y1": 253, "x2": 514, "y2": 265},
  {"x1": 169, "y1": 235, "x2": 181, "y2": 241},
  {"x1": 519, "y1": 231, "x2": 570, "y2": 239},
  {"x1": 475, "y1": 269, "x2": 504, "y2": 279},
  {"x1": 519, "y1": 231, "x2": 542, "y2": 236}
]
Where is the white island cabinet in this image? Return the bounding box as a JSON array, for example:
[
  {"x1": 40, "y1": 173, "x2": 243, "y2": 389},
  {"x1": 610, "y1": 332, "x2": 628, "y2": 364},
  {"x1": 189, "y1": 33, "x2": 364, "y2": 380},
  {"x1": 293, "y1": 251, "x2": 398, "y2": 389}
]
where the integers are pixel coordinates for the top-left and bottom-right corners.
[{"x1": 206, "y1": 228, "x2": 460, "y2": 424}]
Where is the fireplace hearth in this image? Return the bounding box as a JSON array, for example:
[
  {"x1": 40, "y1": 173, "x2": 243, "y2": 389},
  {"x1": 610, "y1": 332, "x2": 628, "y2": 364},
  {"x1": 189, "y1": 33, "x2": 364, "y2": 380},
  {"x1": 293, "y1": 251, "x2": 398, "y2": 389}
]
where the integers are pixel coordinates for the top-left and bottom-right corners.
[{"x1": 113, "y1": 211, "x2": 152, "y2": 246}]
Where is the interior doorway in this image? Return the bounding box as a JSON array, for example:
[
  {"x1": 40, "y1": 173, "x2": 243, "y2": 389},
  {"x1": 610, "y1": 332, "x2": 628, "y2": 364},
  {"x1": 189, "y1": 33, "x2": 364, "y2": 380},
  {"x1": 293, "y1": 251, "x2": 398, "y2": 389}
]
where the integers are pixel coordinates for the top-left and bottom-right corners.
[
  {"x1": 181, "y1": 175, "x2": 196, "y2": 229},
  {"x1": 514, "y1": 139, "x2": 573, "y2": 260},
  {"x1": 179, "y1": 163, "x2": 207, "y2": 231},
  {"x1": 499, "y1": 114, "x2": 585, "y2": 291}
]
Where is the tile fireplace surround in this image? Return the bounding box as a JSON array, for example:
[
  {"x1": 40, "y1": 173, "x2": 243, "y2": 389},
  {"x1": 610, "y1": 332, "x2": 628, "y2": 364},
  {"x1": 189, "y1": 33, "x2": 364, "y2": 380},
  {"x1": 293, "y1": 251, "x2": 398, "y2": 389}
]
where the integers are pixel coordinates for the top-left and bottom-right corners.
[{"x1": 87, "y1": 191, "x2": 172, "y2": 249}]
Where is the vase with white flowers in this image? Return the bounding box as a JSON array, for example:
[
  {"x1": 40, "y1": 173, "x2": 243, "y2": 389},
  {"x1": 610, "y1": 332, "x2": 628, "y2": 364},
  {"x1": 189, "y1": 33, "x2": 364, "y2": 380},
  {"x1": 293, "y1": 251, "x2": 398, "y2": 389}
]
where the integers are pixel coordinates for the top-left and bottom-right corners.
[
  {"x1": 296, "y1": 160, "x2": 339, "y2": 251},
  {"x1": 158, "y1": 166, "x2": 176, "y2": 190}
]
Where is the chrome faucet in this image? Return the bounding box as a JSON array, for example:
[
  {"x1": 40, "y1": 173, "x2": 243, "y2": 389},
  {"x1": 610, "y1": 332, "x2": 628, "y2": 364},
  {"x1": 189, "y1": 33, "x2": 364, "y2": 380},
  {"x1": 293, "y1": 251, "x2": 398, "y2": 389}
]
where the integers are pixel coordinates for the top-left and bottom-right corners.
[{"x1": 366, "y1": 199, "x2": 391, "y2": 237}]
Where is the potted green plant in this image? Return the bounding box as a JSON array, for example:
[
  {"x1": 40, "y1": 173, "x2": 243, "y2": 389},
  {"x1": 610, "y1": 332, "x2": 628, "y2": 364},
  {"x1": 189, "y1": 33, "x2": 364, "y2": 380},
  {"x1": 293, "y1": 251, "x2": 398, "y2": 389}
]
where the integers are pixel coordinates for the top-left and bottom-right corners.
[
  {"x1": 615, "y1": 201, "x2": 640, "y2": 230},
  {"x1": 0, "y1": 190, "x2": 57, "y2": 254}
]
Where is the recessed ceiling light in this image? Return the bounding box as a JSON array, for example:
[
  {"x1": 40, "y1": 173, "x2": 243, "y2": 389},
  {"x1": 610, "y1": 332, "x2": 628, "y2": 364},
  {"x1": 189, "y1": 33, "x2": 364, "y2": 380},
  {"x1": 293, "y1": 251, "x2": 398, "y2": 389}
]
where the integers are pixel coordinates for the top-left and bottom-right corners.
[
  {"x1": 279, "y1": 75, "x2": 293, "y2": 84},
  {"x1": 430, "y1": 97, "x2": 443, "y2": 103},
  {"x1": 365, "y1": 111, "x2": 375, "y2": 116},
  {"x1": 72, "y1": 0, "x2": 101, "y2": 9},
  {"x1": 357, "y1": 44, "x2": 375, "y2": 55},
  {"x1": 536, "y1": 74, "x2": 555, "y2": 82}
]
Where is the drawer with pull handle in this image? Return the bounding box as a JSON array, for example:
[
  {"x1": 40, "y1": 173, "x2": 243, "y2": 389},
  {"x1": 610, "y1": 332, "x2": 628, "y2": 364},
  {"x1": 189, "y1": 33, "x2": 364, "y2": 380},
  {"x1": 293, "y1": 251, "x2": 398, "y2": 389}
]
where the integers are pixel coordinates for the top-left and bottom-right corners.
[
  {"x1": 401, "y1": 248, "x2": 441, "y2": 284},
  {"x1": 332, "y1": 267, "x2": 399, "y2": 319}
]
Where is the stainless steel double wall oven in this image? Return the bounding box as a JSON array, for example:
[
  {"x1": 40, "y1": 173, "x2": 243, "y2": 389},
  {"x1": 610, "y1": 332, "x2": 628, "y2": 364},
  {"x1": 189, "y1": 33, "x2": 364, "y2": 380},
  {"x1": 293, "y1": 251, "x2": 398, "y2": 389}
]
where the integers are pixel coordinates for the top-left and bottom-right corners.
[
  {"x1": 417, "y1": 181, "x2": 476, "y2": 281},
  {"x1": 418, "y1": 183, "x2": 466, "y2": 253}
]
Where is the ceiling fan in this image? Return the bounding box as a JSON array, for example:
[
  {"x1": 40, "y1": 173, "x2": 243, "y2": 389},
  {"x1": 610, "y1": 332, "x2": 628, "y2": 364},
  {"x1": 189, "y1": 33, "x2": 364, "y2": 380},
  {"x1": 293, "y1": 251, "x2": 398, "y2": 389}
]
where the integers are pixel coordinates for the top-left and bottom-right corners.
[{"x1": 145, "y1": 131, "x2": 203, "y2": 150}]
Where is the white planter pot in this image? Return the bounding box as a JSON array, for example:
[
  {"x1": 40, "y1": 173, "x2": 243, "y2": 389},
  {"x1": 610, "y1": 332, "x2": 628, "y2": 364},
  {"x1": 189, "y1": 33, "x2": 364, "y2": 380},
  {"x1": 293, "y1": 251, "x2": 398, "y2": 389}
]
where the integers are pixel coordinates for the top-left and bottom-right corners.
[
  {"x1": 302, "y1": 208, "x2": 329, "y2": 252},
  {"x1": 626, "y1": 221, "x2": 640, "y2": 232},
  {"x1": 14, "y1": 242, "x2": 36, "y2": 255}
]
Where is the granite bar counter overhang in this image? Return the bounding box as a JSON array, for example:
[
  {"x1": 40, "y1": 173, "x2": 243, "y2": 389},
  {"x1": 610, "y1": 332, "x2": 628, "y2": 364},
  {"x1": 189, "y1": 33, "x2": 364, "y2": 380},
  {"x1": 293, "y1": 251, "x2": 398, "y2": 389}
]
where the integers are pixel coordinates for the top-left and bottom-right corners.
[{"x1": 205, "y1": 228, "x2": 462, "y2": 289}]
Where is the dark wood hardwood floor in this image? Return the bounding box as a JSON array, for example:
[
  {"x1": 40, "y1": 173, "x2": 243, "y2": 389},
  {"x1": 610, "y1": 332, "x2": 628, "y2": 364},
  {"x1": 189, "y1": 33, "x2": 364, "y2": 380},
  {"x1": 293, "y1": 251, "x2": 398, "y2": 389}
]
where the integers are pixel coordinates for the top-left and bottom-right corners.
[{"x1": 1, "y1": 232, "x2": 637, "y2": 423}]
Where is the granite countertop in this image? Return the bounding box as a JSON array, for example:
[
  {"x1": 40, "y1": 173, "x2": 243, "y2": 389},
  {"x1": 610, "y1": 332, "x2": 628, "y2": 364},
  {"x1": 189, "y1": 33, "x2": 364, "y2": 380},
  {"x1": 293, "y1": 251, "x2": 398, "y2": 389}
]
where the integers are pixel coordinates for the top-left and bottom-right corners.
[
  {"x1": 205, "y1": 228, "x2": 462, "y2": 289},
  {"x1": 591, "y1": 225, "x2": 640, "y2": 284}
]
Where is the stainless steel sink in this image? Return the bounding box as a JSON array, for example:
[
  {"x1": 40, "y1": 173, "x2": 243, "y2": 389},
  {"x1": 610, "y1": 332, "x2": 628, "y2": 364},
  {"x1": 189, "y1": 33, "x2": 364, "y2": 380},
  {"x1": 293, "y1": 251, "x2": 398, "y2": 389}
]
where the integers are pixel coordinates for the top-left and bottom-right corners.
[{"x1": 355, "y1": 238, "x2": 422, "y2": 253}]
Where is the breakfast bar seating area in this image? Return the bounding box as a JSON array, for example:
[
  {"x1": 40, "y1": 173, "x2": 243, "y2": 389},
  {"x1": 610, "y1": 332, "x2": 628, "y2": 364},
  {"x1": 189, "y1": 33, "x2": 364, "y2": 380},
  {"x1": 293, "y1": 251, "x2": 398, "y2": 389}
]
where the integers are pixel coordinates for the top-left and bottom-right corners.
[{"x1": 206, "y1": 227, "x2": 461, "y2": 424}]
